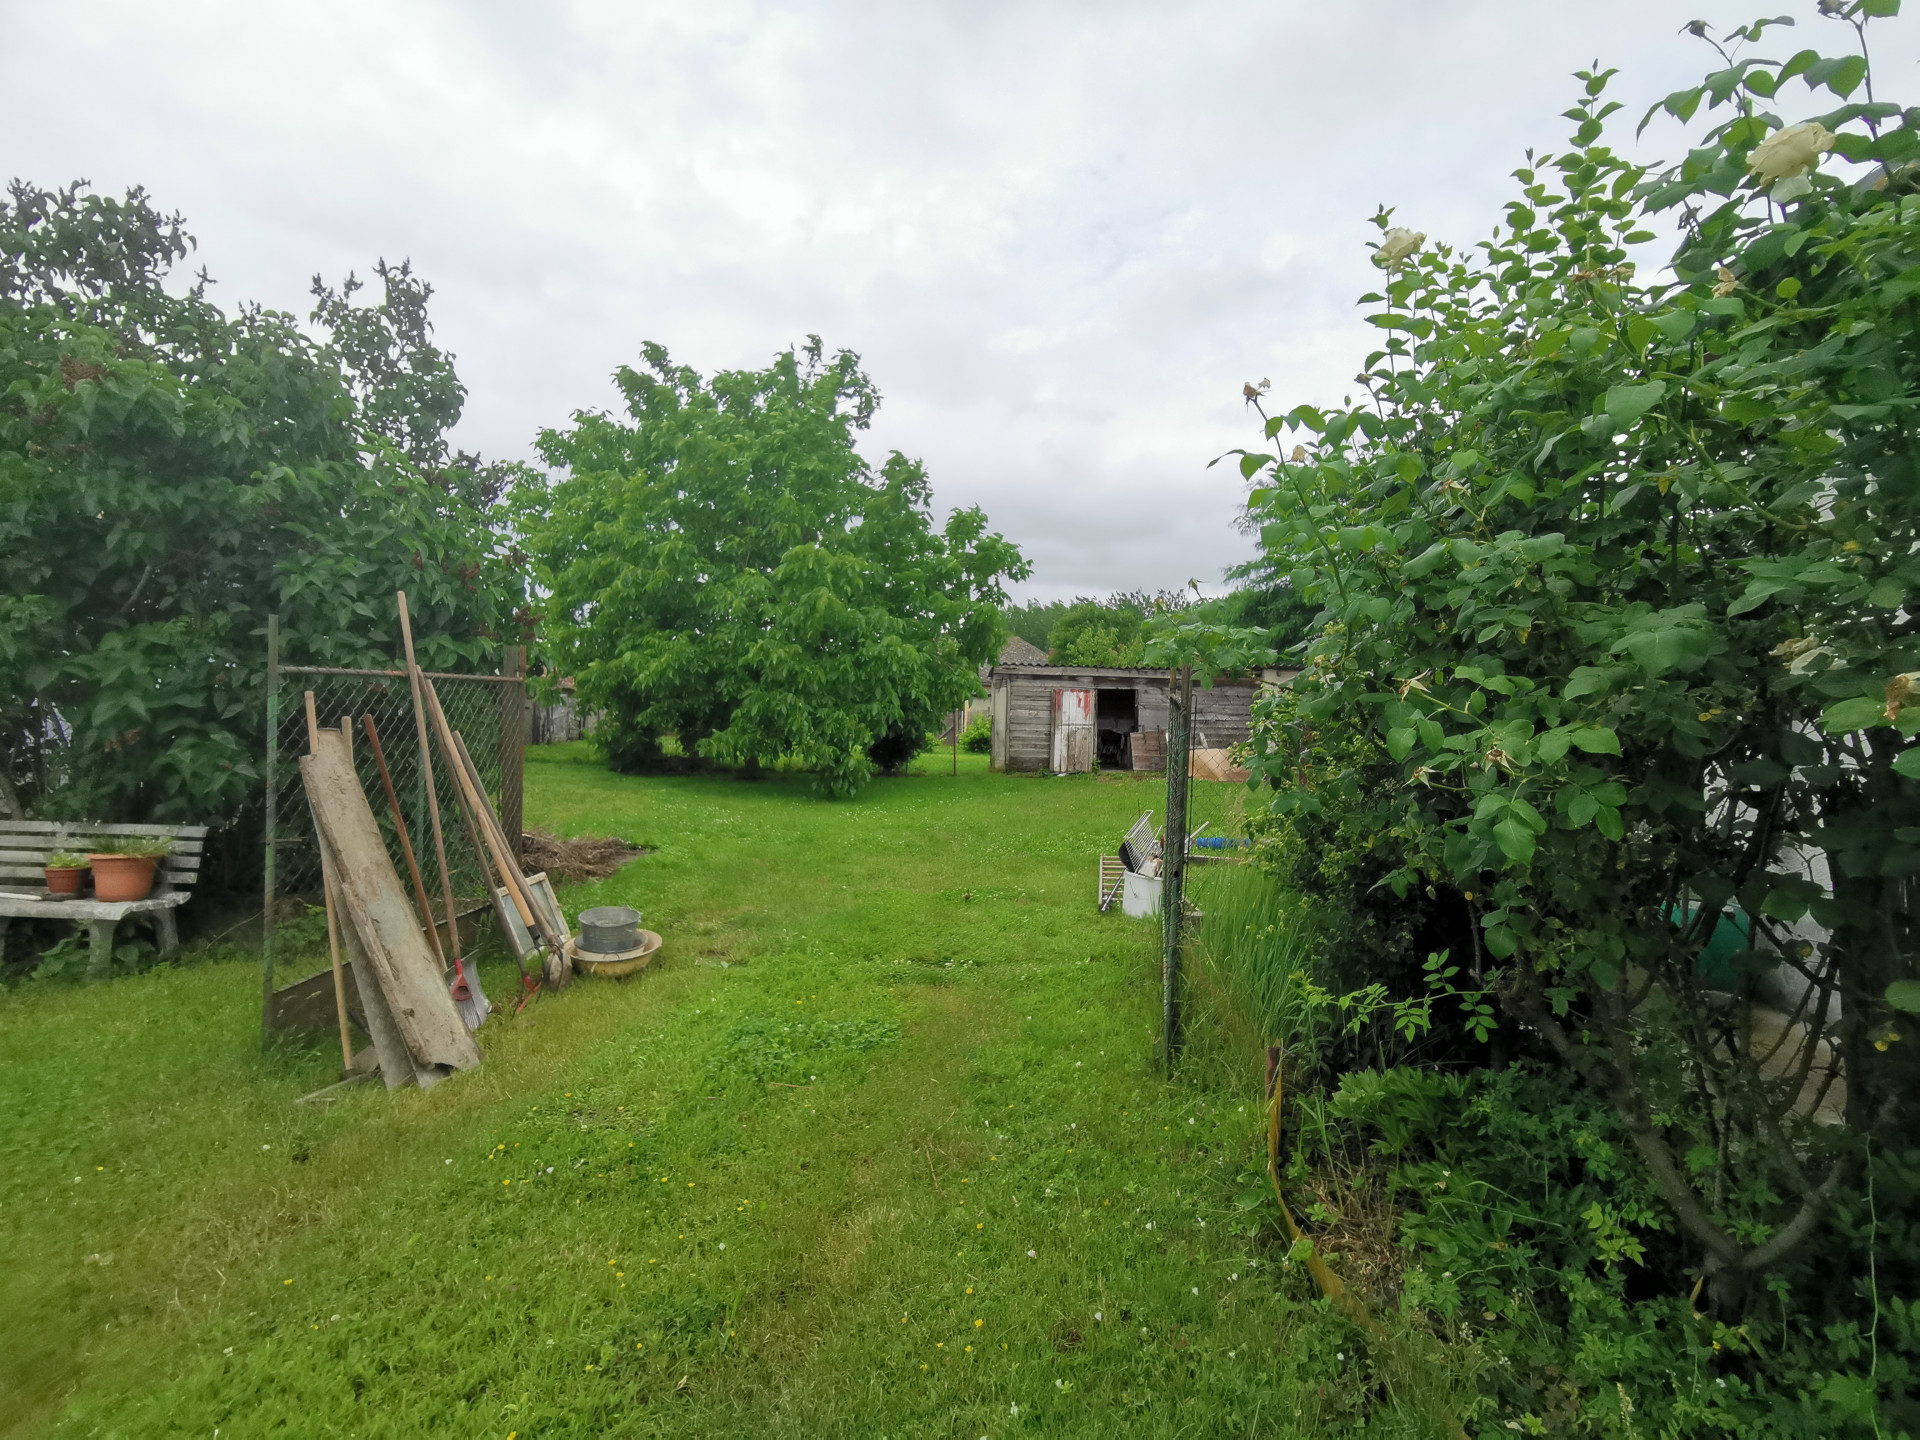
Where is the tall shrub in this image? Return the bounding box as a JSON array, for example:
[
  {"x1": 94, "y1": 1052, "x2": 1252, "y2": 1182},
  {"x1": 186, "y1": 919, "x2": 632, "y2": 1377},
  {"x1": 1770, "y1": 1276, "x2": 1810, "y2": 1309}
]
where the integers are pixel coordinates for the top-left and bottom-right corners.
[{"x1": 1224, "y1": 7, "x2": 1916, "y2": 1317}]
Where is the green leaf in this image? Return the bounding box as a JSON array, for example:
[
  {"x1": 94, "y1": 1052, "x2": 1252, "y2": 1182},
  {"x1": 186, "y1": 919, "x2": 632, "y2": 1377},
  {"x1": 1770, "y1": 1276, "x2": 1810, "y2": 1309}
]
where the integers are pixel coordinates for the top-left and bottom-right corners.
[
  {"x1": 1482, "y1": 924, "x2": 1518, "y2": 959},
  {"x1": 1888, "y1": 981, "x2": 1920, "y2": 1014},
  {"x1": 1509, "y1": 797, "x2": 1548, "y2": 834},
  {"x1": 1563, "y1": 668, "x2": 1613, "y2": 699},
  {"x1": 1536, "y1": 727, "x2": 1572, "y2": 763},
  {"x1": 1402, "y1": 541, "x2": 1449, "y2": 579},
  {"x1": 1594, "y1": 805, "x2": 1625, "y2": 842},
  {"x1": 1728, "y1": 579, "x2": 1788, "y2": 616},
  {"x1": 1892, "y1": 748, "x2": 1920, "y2": 780},
  {"x1": 1385, "y1": 727, "x2": 1416, "y2": 762},
  {"x1": 1822, "y1": 696, "x2": 1888, "y2": 734},
  {"x1": 1569, "y1": 725, "x2": 1622, "y2": 755},
  {"x1": 1493, "y1": 817, "x2": 1537, "y2": 866},
  {"x1": 1602, "y1": 381, "x2": 1668, "y2": 430},
  {"x1": 1566, "y1": 790, "x2": 1599, "y2": 827}
]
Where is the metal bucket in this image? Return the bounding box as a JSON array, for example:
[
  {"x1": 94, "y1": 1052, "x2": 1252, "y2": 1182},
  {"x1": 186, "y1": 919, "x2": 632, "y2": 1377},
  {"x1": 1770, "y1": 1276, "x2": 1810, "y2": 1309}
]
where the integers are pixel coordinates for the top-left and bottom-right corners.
[{"x1": 578, "y1": 904, "x2": 642, "y2": 954}]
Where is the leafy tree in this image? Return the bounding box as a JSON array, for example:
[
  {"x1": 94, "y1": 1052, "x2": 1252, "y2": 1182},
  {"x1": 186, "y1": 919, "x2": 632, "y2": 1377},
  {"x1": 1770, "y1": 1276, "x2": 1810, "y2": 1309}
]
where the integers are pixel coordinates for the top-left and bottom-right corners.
[
  {"x1": 1001, "y1": 598, "x2": 1068, "y2": 653},
  {"x1": 0, "y1": 181, "x2": 529, "y2": 828},
  {"x1": 1048, "y1": 597, "x2": 1148, "y2": 666},
  {"x1": 529, "y1": 339, "x2": 1027, "y2": 796},
  {"x1": 1209, "y1": 3, "x2": 1919, "y2": 1336}
]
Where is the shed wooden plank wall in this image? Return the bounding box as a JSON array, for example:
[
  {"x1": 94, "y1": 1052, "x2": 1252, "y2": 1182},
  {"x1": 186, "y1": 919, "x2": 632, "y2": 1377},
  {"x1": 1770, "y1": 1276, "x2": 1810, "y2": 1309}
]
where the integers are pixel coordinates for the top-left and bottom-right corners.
[
  {"x1": 1191, "y1": 681, "x2": 1259, "y2": 749},
  {"x1": 1002, "y1": 675, "x2": 1055, "y2": 772}
]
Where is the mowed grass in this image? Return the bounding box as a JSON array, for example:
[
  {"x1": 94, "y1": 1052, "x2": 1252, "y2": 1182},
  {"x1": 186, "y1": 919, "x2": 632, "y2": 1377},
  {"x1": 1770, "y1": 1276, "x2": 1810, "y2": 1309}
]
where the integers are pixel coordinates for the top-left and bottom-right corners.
[{"x1": 0, "y1": 746, "x2": 1435, "y2": 1438}]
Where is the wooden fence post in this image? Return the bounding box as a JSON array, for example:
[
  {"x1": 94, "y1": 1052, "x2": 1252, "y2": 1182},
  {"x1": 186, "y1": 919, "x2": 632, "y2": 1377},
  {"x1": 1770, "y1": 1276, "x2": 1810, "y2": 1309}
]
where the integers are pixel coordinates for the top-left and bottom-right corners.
[{"x1": 1162, "y1": 664, "x2": 1193, "y2": 1071}]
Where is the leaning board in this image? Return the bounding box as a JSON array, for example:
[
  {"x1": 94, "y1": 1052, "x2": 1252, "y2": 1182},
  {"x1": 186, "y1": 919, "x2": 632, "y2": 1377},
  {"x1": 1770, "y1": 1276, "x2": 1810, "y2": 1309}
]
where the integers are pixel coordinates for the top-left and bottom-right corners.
[{"x1": 300, "y1": 731, "x2": 480, "y2": 1075}]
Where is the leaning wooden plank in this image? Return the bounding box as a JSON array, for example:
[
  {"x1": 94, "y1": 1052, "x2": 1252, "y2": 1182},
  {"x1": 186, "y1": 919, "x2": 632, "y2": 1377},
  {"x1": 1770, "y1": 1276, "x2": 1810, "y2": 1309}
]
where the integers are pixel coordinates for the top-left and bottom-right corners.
[
  {"x1": 300, "y1": 732, "x2": 480, "y2": 1073},
  {"x1": 331, "y1": 864, "x2": 428, "y2": 1090}
]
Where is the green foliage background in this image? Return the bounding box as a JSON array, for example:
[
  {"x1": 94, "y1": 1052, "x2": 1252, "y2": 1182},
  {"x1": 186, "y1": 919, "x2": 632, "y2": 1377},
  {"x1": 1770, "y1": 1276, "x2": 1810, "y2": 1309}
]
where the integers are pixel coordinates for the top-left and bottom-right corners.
[{"x1": 0, "y1": 182, "x2": 530, "y2": 835}]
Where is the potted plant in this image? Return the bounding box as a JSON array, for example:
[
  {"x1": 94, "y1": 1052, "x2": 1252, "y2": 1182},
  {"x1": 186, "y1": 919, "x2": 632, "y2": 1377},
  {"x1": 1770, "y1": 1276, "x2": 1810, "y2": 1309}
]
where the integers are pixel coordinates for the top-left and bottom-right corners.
[
  {"x1": 87, "y1": 837, "x2": 173, "y2": 903},
  {"x1": 43, "y1": 851, "x2": 90, "y2": 896}
]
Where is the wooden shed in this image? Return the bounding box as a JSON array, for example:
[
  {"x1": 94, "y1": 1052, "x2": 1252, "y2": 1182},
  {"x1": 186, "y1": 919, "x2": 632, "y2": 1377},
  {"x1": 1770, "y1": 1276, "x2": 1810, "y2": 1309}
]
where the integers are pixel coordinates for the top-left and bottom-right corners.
[{"x1": 985, "y1": 661, "x2": 1294, "y2": 774}]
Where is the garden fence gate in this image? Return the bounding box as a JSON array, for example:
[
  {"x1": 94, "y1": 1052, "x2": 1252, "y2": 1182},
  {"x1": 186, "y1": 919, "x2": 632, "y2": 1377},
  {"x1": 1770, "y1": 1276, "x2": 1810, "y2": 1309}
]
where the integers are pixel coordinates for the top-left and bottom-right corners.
[{"x1": 261, "y1": 617, "x2": 525, "y2": 1039}]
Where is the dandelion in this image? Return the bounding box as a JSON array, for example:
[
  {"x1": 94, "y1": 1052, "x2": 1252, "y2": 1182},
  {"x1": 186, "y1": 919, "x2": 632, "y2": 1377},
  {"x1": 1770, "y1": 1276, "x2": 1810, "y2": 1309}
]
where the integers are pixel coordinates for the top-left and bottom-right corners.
[{"x1": 975, "y1": 1319, "x2": 984, "y2": 1328}]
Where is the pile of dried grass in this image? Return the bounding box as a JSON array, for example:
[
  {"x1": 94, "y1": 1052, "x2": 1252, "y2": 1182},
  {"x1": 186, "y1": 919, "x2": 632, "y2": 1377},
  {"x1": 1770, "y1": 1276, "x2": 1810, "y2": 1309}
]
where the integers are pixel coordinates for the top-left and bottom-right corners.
[{"x1": 520, "y1": 828, "x2": 648, "y2": 886}]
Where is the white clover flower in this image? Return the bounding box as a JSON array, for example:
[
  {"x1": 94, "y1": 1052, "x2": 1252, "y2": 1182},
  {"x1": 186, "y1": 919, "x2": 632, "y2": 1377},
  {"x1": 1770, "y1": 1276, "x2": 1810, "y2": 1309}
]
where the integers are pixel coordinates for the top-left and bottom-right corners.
[
  {"x1": 1748, "y1": 122, "x2": 1836, "y2": 190},
  {"x1": 1374, "y1": 227, "x2": 1426, "y2": 270}
]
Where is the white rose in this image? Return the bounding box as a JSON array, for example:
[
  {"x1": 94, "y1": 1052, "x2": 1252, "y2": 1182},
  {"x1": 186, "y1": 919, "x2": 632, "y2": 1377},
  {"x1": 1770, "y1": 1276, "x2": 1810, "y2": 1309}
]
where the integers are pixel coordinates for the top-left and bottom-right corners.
[
  {"x1": 1374, "y1": 227, "x2": 1426, "y2": 270},
  {"x1": 1748, "y1": 122, "x2": 1837, "y2": 188}
]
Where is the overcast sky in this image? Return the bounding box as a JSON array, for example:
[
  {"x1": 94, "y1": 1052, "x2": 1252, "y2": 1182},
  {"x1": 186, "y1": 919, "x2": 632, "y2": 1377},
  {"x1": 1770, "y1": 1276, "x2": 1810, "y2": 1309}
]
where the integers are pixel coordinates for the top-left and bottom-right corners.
[{"x1": 7, "y1": 1, "x2": 1911, "y2": 602}]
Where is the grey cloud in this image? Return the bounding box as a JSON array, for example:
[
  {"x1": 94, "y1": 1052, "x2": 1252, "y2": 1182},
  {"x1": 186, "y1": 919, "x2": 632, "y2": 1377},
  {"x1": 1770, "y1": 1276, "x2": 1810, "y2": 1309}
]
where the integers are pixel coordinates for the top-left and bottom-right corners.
[{"x1": 8, "y1": 0, "x2": 1910, "y2": 602}]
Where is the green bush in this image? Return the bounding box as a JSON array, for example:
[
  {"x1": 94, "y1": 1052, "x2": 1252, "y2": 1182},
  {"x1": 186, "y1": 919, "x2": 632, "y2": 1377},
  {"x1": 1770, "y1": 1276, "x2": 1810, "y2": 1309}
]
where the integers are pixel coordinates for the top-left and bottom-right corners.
[
  {"x1": 1324, "y1": 1062, "x2": 1919, "y2": 1438},
  {"x1": 959, "y1": 713, "x2": 992, "y2": 753},
  {"x1": 1197, "y1": 6, "x2": 1916, "y2": 1334}
]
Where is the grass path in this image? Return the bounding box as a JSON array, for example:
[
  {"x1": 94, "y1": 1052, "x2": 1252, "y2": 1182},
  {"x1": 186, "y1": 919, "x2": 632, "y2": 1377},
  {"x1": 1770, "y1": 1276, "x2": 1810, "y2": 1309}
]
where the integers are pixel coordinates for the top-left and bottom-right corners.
[{"x1": 1, "y1": 747, "x2": 1392, "y2": 1437}]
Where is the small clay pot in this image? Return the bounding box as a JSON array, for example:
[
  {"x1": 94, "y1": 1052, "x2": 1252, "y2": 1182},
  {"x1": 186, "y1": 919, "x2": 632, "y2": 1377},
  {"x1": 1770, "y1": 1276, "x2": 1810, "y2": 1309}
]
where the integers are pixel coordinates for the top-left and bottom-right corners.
[
  {"x1": 44, "y1": 865, "x2": 88, "y2": 895},
  {"x1": 88, "y1": 853, "x2": 158, "y2": 903}
]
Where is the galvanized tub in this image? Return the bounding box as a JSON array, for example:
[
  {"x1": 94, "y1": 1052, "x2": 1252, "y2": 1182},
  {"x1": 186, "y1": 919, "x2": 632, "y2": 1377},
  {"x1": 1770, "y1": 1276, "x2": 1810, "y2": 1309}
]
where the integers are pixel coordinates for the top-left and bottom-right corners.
[{"x1": 578, "y1": 905, "x2": 642, "y2": 954}]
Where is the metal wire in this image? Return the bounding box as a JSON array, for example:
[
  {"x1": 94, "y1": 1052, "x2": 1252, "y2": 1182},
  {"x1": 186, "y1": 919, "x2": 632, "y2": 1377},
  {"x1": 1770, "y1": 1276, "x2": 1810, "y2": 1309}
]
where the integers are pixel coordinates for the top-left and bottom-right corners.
[{"x1": 268, "y1": 666, "x2": 523, "y2": 906}]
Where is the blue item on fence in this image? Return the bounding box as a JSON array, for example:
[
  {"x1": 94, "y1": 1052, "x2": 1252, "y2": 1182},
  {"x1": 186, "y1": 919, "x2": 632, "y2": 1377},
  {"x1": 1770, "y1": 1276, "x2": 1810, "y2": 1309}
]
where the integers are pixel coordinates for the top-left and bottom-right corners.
[{"x1": 1192, "y1": 836, "x2": 1246, "y2": 850}]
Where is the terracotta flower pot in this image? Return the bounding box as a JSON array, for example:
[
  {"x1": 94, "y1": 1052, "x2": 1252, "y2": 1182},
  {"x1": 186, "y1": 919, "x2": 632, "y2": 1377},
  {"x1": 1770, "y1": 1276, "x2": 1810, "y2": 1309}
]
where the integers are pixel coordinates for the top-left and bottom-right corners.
[
  {"x1": 44, "y1": 865, "x2": 88, "y2": 895},
  {"x1": 88, "y1": 853, "x2": 158, "y2": 903}
]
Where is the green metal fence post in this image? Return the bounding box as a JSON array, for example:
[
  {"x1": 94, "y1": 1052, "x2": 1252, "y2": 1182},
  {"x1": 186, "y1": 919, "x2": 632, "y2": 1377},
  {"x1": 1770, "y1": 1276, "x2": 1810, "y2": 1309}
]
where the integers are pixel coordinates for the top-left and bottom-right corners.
[
  {"x1": 261, "y1": 612, "x2": 279, "y2": 1047},
  {"x1": 1162, "y1": 664, "x2": 1193, "y2": 1072}
]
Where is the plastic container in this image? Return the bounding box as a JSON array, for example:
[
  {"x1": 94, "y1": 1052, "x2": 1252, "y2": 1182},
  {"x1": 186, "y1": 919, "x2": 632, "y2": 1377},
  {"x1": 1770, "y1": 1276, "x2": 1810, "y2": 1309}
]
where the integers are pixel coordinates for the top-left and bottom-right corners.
[
  {"x1": 88, "y1": 853, "x2": 158, "y2": 902},
  {"x1": 44, "y1": 865, "x2": 87, "y2": 895}
]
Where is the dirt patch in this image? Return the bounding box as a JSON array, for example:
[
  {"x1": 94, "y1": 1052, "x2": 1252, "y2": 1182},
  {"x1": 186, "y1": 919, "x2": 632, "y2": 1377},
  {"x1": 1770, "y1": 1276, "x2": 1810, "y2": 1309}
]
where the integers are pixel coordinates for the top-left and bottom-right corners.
[{"x1": 520, "y1": 828, "x2": 649, "y2": 885}]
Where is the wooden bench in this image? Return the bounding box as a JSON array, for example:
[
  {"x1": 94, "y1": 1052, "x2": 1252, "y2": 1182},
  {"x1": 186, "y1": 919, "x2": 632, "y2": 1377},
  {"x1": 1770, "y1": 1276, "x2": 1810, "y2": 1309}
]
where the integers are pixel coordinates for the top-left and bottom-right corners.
[{"x1": 0, "y1": 821, "x2": 209, "y2": 980}]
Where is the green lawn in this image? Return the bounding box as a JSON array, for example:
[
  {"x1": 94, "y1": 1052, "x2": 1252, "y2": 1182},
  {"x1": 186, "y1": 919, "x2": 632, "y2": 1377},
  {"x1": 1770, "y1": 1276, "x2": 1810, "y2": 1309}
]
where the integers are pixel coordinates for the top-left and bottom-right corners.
[{"x1": 1, "y1": 746, "x2": 1440, "y2": 1437}]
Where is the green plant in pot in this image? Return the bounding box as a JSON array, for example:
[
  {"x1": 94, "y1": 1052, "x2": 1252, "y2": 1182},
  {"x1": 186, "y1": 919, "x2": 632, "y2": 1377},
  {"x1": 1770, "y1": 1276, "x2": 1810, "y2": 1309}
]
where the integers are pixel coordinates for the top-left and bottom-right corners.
[
  {"x1": 85, "y1": 837, "x2": 173, "y2": 903},
  {"x1": 43, "y1": 850, "x2": 90, "y2": 896}
]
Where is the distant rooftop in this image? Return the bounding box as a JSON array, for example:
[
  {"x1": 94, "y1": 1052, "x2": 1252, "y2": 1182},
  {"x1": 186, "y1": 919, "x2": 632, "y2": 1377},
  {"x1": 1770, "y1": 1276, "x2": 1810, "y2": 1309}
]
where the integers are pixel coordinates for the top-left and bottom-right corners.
[{"x1": 997, "y1": 635, "x2": 1049, "y2": 667}]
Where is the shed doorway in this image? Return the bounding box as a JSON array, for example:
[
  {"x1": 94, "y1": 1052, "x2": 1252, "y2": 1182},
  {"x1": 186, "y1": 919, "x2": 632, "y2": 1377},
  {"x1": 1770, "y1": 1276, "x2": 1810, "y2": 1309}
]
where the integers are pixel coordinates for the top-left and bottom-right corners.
[{"x1": 1096, "y1": 687, "x2": 1139, "y2": 770}]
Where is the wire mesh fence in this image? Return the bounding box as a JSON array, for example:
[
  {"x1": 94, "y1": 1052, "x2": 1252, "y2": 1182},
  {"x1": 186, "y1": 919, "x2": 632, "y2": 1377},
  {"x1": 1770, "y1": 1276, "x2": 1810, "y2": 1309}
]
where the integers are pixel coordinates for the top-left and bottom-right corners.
[{"x1": 263, "y1": 654, "x2": 524, "y2": 1002}]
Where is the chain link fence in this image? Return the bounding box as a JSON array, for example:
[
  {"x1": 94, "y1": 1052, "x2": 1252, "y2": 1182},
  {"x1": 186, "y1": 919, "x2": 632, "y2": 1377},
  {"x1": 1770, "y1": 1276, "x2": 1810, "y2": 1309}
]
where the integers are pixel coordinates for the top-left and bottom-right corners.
[{"x1": 262, "y1": 651, "x2": 524, "y2": 1012}]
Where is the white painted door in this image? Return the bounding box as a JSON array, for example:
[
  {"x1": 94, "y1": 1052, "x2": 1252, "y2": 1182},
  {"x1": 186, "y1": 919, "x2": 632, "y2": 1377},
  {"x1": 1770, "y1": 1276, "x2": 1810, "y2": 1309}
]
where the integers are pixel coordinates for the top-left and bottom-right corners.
[{"x1": 1050, "y1": 688, "x2": 1095, "y2": 773}]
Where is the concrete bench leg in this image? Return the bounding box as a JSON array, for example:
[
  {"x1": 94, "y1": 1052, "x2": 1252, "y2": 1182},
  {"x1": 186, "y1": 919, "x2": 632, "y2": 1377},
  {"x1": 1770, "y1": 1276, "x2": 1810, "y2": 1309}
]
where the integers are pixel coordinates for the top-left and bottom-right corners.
[
  {"x1": 155, "y1": 907, "x2": 179, "y2": 957},
  {"x1": 87, "y1": 919, "x2": 117, "y2": 982}
]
